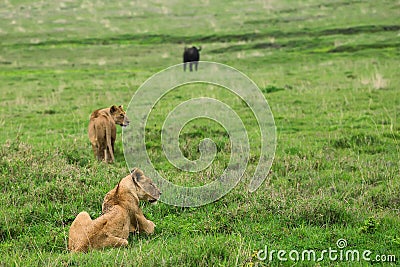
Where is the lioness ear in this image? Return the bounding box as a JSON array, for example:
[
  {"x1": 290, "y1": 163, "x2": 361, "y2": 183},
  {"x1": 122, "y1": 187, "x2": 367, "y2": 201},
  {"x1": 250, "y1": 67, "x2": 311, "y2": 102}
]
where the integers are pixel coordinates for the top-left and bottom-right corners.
[
  {"x1": 131, "y1": 168, "x2": 142, "y2": 183},
  {"x1": 110, "y1": 105, "x2": 117, "y2": 114},
  {"x1": 119, "y1": 105, "x2": 123, "y2": 109}
]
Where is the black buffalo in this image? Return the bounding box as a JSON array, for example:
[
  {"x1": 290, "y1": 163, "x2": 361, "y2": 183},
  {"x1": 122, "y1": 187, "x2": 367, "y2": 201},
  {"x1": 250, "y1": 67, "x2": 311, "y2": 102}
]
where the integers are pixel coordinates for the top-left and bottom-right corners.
[{"x1": 183, "y1": 46, "x2": 201, "y2": 71}]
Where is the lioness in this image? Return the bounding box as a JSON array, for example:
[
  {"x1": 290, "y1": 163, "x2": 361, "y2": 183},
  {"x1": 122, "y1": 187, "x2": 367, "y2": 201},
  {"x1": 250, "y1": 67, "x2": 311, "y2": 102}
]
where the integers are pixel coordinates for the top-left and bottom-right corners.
[
  {"x1": 88, "y1": 105, "x2": 130, "y2": 163},
  {"x1": 68, "y1": 168, "x2": 161, "y2": 253}
]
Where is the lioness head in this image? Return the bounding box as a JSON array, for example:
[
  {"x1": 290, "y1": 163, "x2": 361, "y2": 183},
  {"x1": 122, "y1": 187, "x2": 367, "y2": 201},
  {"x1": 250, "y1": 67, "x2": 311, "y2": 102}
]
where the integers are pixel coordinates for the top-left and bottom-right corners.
[
  {"x1": 131, "y1": 168, "x2": 161, "y2": 203},
  {"x1": 102, "y1": 168, "x2": 161, "y2": 213},
  {"x1": 110, "y1": 105, "x2": 130, "y2": 127}
]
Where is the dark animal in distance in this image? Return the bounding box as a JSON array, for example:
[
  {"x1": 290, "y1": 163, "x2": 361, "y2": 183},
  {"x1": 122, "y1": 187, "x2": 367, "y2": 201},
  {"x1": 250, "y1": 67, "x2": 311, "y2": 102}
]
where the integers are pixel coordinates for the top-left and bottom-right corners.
[{"x1": 183, "y1": 46, "x2": 201, "y2": 71}]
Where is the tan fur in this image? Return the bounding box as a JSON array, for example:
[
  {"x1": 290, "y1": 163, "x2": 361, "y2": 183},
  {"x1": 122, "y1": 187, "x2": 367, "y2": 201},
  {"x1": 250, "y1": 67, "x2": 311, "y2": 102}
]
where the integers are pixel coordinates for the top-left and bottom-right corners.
[
  {"x1": 68, "y1": 168, "x2": 161, "y2": 253},
  {"x1": 88, "y1": 105, "x2": 130, "y2": 163}
]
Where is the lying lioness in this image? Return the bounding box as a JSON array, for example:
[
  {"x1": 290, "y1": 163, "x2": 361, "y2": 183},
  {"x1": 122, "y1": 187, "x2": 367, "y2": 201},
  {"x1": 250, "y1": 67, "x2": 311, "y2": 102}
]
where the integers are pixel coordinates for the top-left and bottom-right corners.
[
  {"x1": 68, "y1": 168, "x2": 161, "y2": 252},
  {"x1": 88, "y1": 105, "x2": 130, "y2": 163}
]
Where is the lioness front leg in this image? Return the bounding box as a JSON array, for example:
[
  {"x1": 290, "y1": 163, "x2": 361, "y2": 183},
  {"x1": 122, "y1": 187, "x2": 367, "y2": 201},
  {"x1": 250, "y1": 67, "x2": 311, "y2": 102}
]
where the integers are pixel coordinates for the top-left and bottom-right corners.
[
  {"x1": 134, "y1": 211, "x2": 155, "y2": 234},
  {"x1": 95, "y1": 235, "x2": 128, "y2": 249}
]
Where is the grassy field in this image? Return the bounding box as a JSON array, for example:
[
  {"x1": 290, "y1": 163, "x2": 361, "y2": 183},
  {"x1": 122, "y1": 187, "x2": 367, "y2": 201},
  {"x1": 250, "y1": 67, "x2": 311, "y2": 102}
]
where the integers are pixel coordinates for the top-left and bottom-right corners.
[{"x1": 1, "y1": 0, "x2": 399, "y2": 266}]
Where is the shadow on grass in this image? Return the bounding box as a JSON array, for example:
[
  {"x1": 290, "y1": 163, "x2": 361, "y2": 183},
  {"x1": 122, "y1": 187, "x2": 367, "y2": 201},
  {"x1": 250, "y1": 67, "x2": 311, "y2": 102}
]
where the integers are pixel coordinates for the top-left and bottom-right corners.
[{"x1": 7, "y1": 25, "x2": 400, "y2": 51}]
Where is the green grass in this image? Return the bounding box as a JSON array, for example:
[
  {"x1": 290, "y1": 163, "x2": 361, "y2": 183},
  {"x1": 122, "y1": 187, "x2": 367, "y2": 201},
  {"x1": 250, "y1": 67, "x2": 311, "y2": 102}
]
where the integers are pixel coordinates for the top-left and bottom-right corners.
[{"x1": 1, "y1": 0, "x2": 399, "y2": 266}]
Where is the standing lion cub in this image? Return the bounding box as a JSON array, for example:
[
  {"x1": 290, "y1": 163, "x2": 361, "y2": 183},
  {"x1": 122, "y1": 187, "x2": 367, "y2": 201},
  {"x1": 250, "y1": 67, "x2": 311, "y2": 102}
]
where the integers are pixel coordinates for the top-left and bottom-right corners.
[
  {"x1": 68, "y1": 168, "x2": 161, "y2": 253},
  {"x1": 88, "y1": 105, "x2": 130, "y2": 163}
]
